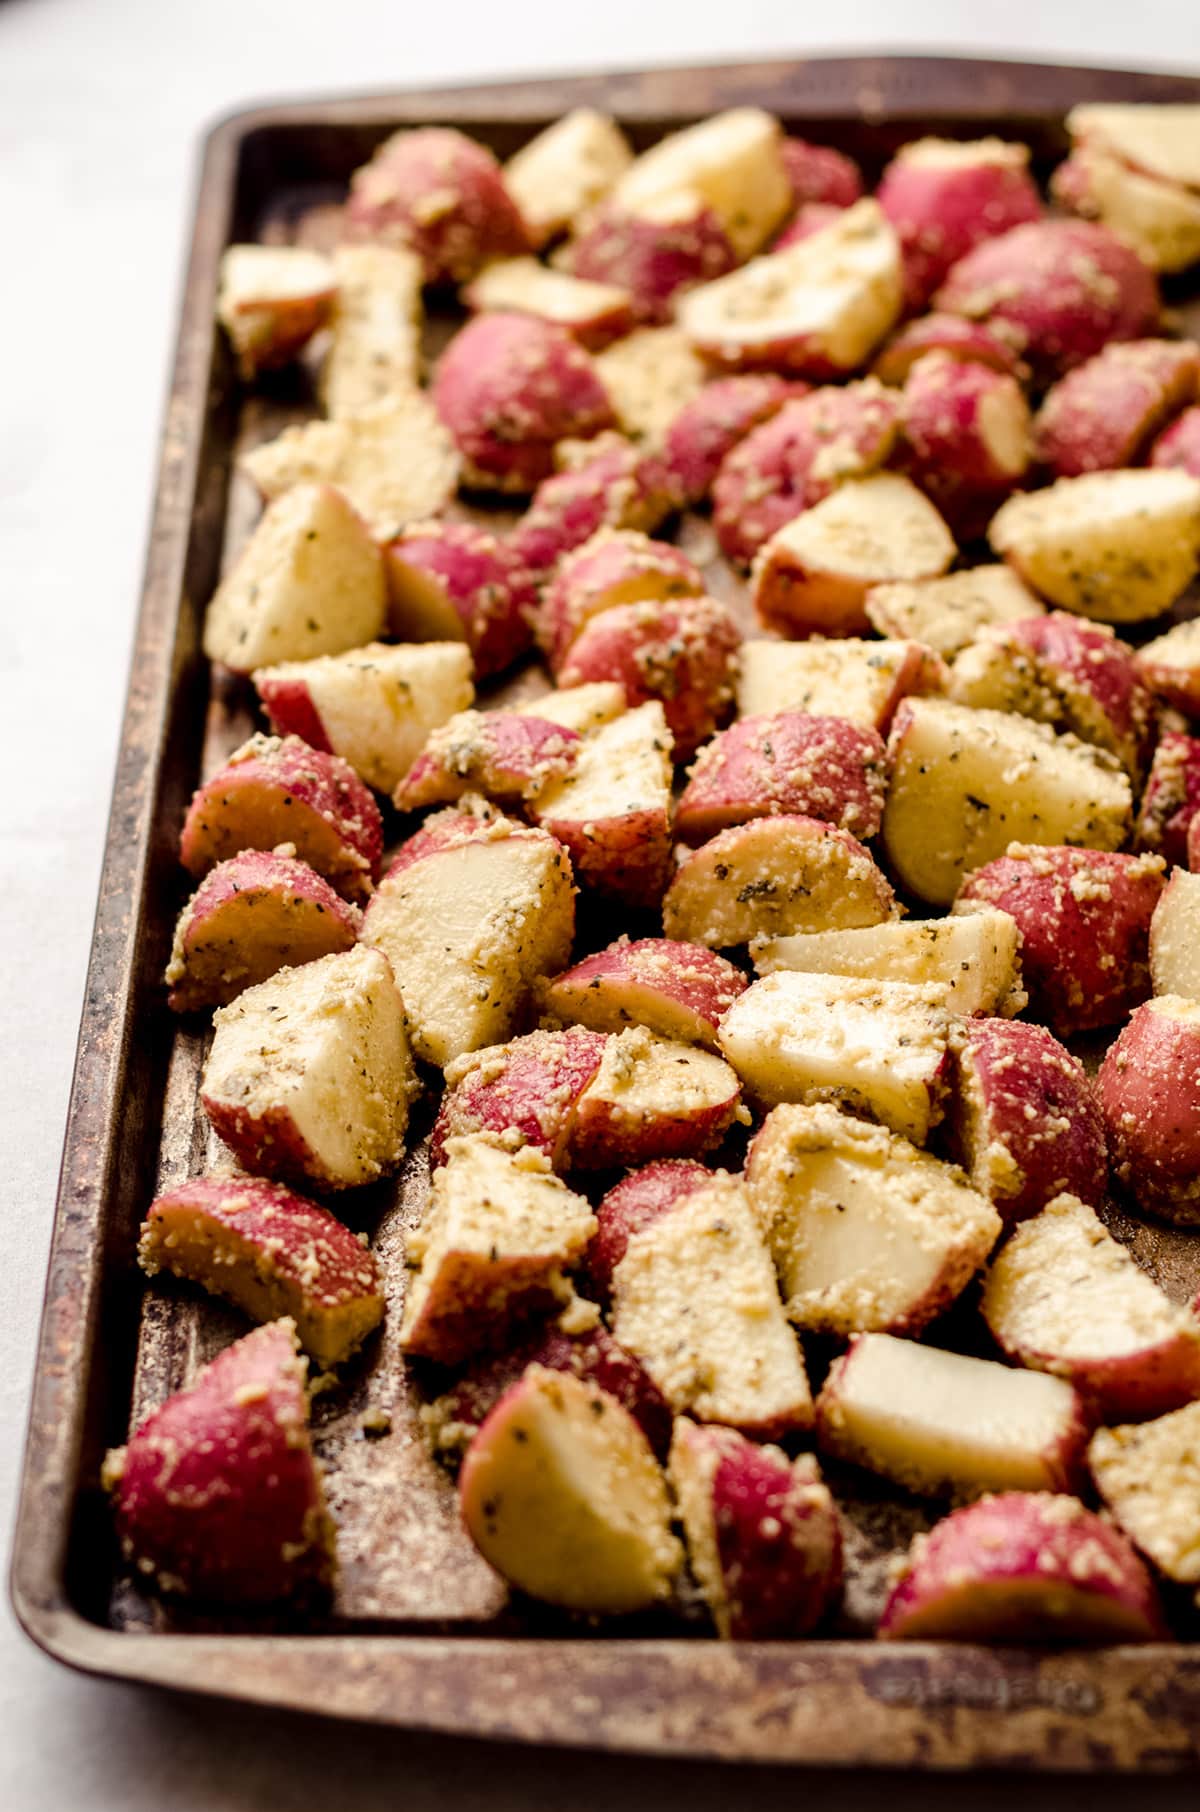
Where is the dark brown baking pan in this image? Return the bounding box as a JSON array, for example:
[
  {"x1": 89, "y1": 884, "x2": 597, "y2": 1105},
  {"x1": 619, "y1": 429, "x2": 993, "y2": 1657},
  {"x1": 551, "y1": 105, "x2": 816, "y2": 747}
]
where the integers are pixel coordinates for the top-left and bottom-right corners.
[{"x1": 12, "y1": 53, "x2": 1200, "y2": 1770}]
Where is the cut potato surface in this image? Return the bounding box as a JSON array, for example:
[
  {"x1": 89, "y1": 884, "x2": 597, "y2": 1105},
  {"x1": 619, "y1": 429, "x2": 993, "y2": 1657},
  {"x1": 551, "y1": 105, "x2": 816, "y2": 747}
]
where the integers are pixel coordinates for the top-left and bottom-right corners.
[
  {"x1": 594, "y1": 326, "x2": 708, "y2": 446},
  {"x1": 735, "y1": 635, "x2": 945, "y2": 732},
  {"x1": 201, "y1": 946, "x2": 414, "y2": 1192},
  {"x1": 882, "y1": 698, "x2": 1131, "y2": 906},
  {"x1": 816, "y1": 1333, "x2": 1087, "y2": 1500},
  {"x1": 1056, "y1": 143, "x2": 1200, "y2": 275},
  {"x1": 217, "y1": 245, "x2": 335, "y2": 380},
  {"x1": 1150, "y1": 867, "x2": 1200, "y2": 999},
  {"x1": 464, "y1": 258, "x2": 632, "y2": 345},
  {"x1": 1096, "y1": 995, "x2": 1200, "y2": 1224},
  {"x1": 505, "y1": 109, "x2": 634, "y2": 244},
  {"x1": 541, "y1": 937, "x2": 747, "y2": 1050},
  {"x1": 568, "y1": 1026, "x2": 741, "y2": 1168},
  {"x1": 746, "y1": 1103, "x2": 1000, "y2": 1336},
  {"x1": 1067, "y1": 103, "x2": 1200, "y2": 197},
  {"x1": 399, "y1": 1136, "x2": 596, "y2": 1365},
  {"x1": 516, "y1": 682, "x2": 626, "y2": 736},
  {"x1": 432, "y1": 1027, "x2": 607, "y2": 1170},
  {"x1": 530, "y1": 701, "x2": 673, "y2": 908},
  {"x1": 459, "y1": 1367, "x2": 681, "y2": 1613},
  {"x1": 586, "y1": 1159, "x2": 714, "y2": 1299},
  {"x1": 1135, "y1": 617, "x2": 1200, "y2": 715},
  {"x1": 611, "y1": 106, "x2": 792, "y2": 261},
  {"x1": 611, "y1": 1175, "x2": 812, "y2": 1435},
  {"x1": 866, "y1": 565, "x2": 1043, "y2": 659},
  {"x1": 752, "y1": 909, "x2": 1025, "y2": 1018},
  {"x1": 1089, "y1": 1400, "x2": 1200, "y2": 1586},
  {"x1": 320, "y1": 243, "x2": 423, "y2": 418}
]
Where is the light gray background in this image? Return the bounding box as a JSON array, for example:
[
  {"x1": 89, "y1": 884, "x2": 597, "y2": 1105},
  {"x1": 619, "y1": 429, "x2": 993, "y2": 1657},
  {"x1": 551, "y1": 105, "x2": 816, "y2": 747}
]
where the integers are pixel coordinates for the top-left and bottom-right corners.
[{"x1": 1, "y1": 0, "x2": 1196, "y2": 1802}]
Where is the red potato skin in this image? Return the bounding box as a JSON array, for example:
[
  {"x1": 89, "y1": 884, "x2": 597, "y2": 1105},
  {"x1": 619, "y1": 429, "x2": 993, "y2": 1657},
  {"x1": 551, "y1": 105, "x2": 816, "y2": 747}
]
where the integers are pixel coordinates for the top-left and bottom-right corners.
[
  {"x1": 541, "y1": 938, "x2": 748, "y2": 1050},
  {"x1": 877, "y1": 146, "x2": 1043, "y2": 313},
  {"x1": 781, "y1": 138, "x2": 863, "y2": 210},
  {"x1": 167, "y1": 851, "x2": 360, "y2": 1013},
  {"x1": 752, "y1": 548, "x2": 874, "y2": 641},
  {"x1": 540, "y1": 533, "x2": 705, "y2": 672},
  {"x1": 394, "y1": 713, "x2": 581, "y2": 810},
  {"x1": 429, "y1": 1028, "x2": 609, "y2": 1169},
  {"x1": 399, "y1": 1252, "x2": 576, "y2": 1368},
  {"x1": 105, "y1": 1321, "x2": 332, "y2": 1604},
  {"x1": 427, "y1": 1322, "x2": 674, "y2": 1461},
  {"x1": 901, "y1": 351, "x2": 1032, "y2": 495},
  {"x1": 1098, "y1": 999, "x2": 1200, "y2": 1223},
  {"x1": 433, "y1": 312, "x2": 615, "y2": 492},
  {"x1": 199, "y1": 1099, "x2": 330, "y2": 1192},
  {"x1": 879, "y1": 1493, "x2": 1167, "y2": 1642},
  {"x1": 254, "y1": 675, "x2": 333, "y2": 753},
  {"x1": 772, "y1": 203, "x2": 850, "y2": 251},
  {"x1": 661, "y1": 375, "x2": 810, "y2": 506},
  {"x1": 509, "y1": 439, "x2": 675, "y2": 582},
  {"x1": 345, "y1": 127, "x2": 529, "y2": 284},
  {"x1": 713, "y1": 385, "x2": 902, "y2": 567},
  {"x1": 873, "y1": 312, "x2": 1027, "y2": 386},
  {"x1": 988, "y1": 1307, "x2": 1200, "y2": 1426},
  {"x1": 381, "y1": 802, "x2": 568, "y2": 884},
  {"x1": 568, "y1": 202, "x2": 737, "y2": 325},
  {"x1": 534, "y1": 800, "x2": 671, "y2": 910},
  {"x1": 556, "y1": 595, "x2": 741, "y2": 762},
  {"x1": 178, "y1": 737, "x2": 383, "y2": 905},
  {"x1": 586, "y1": 1159, "x2": 715, "y2": 1298},
  {"x1": 1151, "y1": 405, "x2": 1200, "y2": 479},
  {"x1": 1138, "y1": 641, "x2": 1200, "y2": 719},
  {"x1": 568, "y1": 1064, "x2": 741, "y2": 1172},
  {"x1": 675, "y1": 711, "x2": 888, "y2": 845},
  {"x1": 934, "y1": 219, "x2": 1160, "y2": 383},
  {"x1": 1035, "y1": 339, "x2": 1200, "y2": 478},
  {"x1": 949, "y1": 1018, "x2": 1108, "y2": 1226},
  {"x1": 957, "y1": 846, "x2": 1165, "y2": 1035},
  {"x1": 381, "y1": 521, "x2": 535, "y2": 678},
  {"x1": 1137, "y1": 732, "x2": 1200, "y2": 866},
  {"x1": 1004, "y1": 612, "x2": 1156, "y2": 782}
]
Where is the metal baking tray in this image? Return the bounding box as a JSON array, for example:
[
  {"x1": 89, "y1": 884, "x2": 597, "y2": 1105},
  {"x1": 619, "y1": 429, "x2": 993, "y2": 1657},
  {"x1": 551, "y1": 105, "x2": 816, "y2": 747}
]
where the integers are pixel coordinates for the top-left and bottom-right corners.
[{"x1": 12, "y1": 53, "x2": 1200, "y2": 1770}]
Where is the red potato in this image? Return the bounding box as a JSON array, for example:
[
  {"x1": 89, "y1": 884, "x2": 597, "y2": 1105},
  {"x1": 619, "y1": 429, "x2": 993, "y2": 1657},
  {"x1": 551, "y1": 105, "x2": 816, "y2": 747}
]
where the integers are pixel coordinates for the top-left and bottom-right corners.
[
  {"x1": 458, "y1": 1366, "x2": 681, "y2": 1614},
  {"x1": 529, "y1": 702, "x2": 674, "y2": 909},
  {"x1": 381, "y1": 521, "x2": 534, "y2": 679},
  {"x1": 956, "y1": 844, "x2": 1165, "y2": 1035},
  {"x1": 719, "y1": 971, "x2": 951, "y2": 1144},
  {"x1": 712, "y1": 381, "x2": 902, "y2": 567},
  {"x1": 202, "y1": 483, "x2": 386, "y2": 674},
  {"x1": 103, "y1": 1320, "x2": 334, "y2": 1604},
  {"x1": 201, "y1": 947, "x2": 413, "y2": 1191},
  {"x1": 541, "y1": 937, "x2": 747, "y2": 1051},
  {"x1": 516, "y1": 682, "x2": 627, "y2": 737},
  {"x1": 345, "y1": 126, "x2": 529, "y2": 283},
  {"x1": 1034, "y1": 338, "x2": 1200, "y2": 478},
  {"x1": 463, "y1": 257, "x2": 634, "y2": 347},
  {"x1": 1152, "y1": 405, "x2": 1200, "y2": 478},
  {"x1": 567, "y1": 1027, "x2": 742, "y2": 1170},
  {"x1": 735, "y1": 635, "x2": 945, "y2": 734},
  {"x1": 675, "y1": 711, "x2": 887, "y2": 845},
  {"x1": 879, "y1": 1493, "x2": 1166, "y2": 1643},
  {"x1": 746, "y1": 1103, "x2": 1000, "y2": 1337},
  {"x1": 503, "y1": 109, "x2": 634, "y2": 247},
  {"x1": 179, "y1": 735, "x2": 382, "y2": 906},
  {"x1": 865, "y1": 565, "x2": 1042, "y2": 659},
  {"x1": 773, "y1": 203, "x2": 848, "y2": 251},
  {"x1": 319, "y1": 243, "x2": 422, "y2": 419},
  {"x1": 216, "y1": 245, "x2": 335, "y2": 381},
  {"x1": 981, "y1": 1193, "x2": 1200, "y2": 1422},
  {"x1": 947, "y1": 1017, "x2": 1108, "y2": 1227},
  {"x1": 662, "y1": 814, "x2": 895, "y2": 950},
  {"x1": 678, "y1": 199, "x2": 903, "y2": 378},
  {"x1": 433, "y1": 312, "x2": 614, "y2": 493},
  {"x1": 816, "y1": 1332, "x2": 1088, "y2": 1500},
  {"x1": 1056, "y1": 107, "x2": 1200, "y2": 275},
  {"x1": 165, "y1": 851, "x2": 360, "y2": 1014},
  {"x1": 1150, "y1": 867, "x2": 1200, "y2": 999},
  {"x1": 1098, "y1": 997, "x2": 1200, "y2": 1225},
  {"x1": 1089, "y1": 1399, "x2": 1200, "y2": 1588},
  {"x1": 935, "y1": 218, "x2": 1160, "y2": 382},
  {"x1": 138, "y1": 1174, "x2": 384, "y2": 1370},
  {"x1": 609, "y1": 106, "x2": 793, "y2": 262},
  {"x1": 361, "y1": 800, "x2": 574, "y2": 1068},
  {"x1": 751, "y1": 473, "x2": 955, "y2": 638},
  {"x1": 593, "y1": 325, "x2": 709, "y2": 447},
  {"x1": 669, "y1": 1421, "x2": 842, "y2": 1639},
  {"x1": 567, "y1": 194, "x2": 736, "y2": 325},
  {"x1": 753, "y1": 908, "x2": 1025, "y2": 1019},
  {"x1": 781, "y1": 137, "x2": 863, "y2": 210},
  {"x1": 539, "y1": 528, "x2": 704, "y2": 672},
  {"x1": 424, "y1": 1321, "x2": 672, "y2": 1462},
  {"x1": 898, "y1": 352, "x2": 1032, "y2": 539},
  {"x1": 393, "y1": 710, "x2": 581, "y2": 811},
  {"x1": 254, "y1": 641, "x2": 475, "y2": 795},
  {"x1": 586, "y1": 1158, "x2": 714, "y2": 1299},
  {"x1": 872, "y1": 312, "x2": 1027, "y2": 386},
  {"x1": 556, "y1": 594, "x2": 741, "y2": 762},
  {"x1": 611, "y1": 1173, "x2": 813, "y2": 1436},
  {"x1": 1135, "y1": 620, "x2": 1200, "y2": 716},
  {"x1": 430, "y1": 1027, "x2": 608, "y2": 1169},
  {"x1": 508, "y1": 433, "x2": 675, "y2": 582},
  {"x1": 877, "y1": 136, "x2": 1042, "y2": 313},
  {"x1": 398, "y1": 1137, "x2": 596, "y2": 1365},
  {"x1": 661, "y1": 374, "x2": 809, "y2": 506}
]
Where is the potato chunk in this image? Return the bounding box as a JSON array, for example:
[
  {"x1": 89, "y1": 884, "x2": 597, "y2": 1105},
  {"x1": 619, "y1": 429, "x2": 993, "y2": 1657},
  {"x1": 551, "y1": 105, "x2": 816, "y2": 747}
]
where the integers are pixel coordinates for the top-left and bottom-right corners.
[
  {"x1": 866, "y1": 565, "x2": 1043, "y2": 658},
  {"x1": 594, "y1": 326, "x2": 708, "y2": 446},
  {"x1": 736, "y1": 635, "x2": 945, "y2": 732},
  {"x1": 752, "y1": 908, "x2": 1024, "y2": 1017},
  {"x1": 505, "y1": 109, "x2": 634, "y2": 245},
  {"x1": 216, "y1": 245, "x2": 334, "y2": 380},
  {"x1": 320, "y1": 244, "x2": 423, "y2": 418},
  {"x1": 530, "y1": 701, "x2": 673, "y2": 908},
  {"x1": 610, "y1": 106, "x2": 792, "y2": 260},
  {"x1": 1089, "y1": 1400, "x2": 1200, "y2": 1587}
]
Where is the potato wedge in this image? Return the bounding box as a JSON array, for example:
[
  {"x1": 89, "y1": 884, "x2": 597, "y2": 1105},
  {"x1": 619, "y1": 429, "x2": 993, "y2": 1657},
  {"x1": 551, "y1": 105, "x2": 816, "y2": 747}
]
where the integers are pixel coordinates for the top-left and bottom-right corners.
[
  {"x1": 529, "y1": 701, "x2": 674, "y2": 909},
  {"x1": 865, "y1": 565, "x2": 1042, "y2": 660},
  {"x1": 431, "y1": 1027, "x2": 607, "y2": 1169},
  {"x1": 752, "y1": 908, "x2": 1024, "y2": 1018},
  {"x1": 320, "y1": 243, "x2": 422, "y2": 418},
  {"x1": 217, "y1": 245, "x2": 334, "y2": 381},
  {"x1": 610, "y1": 106, "x2": 792, "y2": 261},
  {"x1": 504, "y1": 109, "x2": 634, "y2": 245},
  {"x1": 567, "y1": 1027, "x2": 741, "y2": 1169},
  {"x1": 735, "y1": 635, "x2": 945, "y2": 733},
  {"x1": 541, "y1": 937, "x2": 747, "y2": 1050},
  {"x1": 1089, "y1": 1400, "x2": 1200, "y2": 1587}
]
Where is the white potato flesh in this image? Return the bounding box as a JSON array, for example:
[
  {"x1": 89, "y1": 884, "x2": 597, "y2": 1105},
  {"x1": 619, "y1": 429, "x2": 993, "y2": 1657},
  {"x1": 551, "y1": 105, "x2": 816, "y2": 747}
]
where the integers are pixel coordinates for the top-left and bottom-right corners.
[
  {"x1": 818, "y1": 1333, "x2": 1084, "y2": 1498},
  {"x1": 241, "y1": 391, "x2": 461, "y2": 540},
  {"x1": 578, "y1": 1028, "x2": 739, "y2": 1127},
  {"x1": 1089, "y1": 1401, "x2": 1200, "y2": 1585},
  {"x1": 594, "y1": 327, "x2": 708, "y2": 445},
  {"x1": 320, "y1": 244, "x2": 423, "y2": 418},
  {"x1": 989, "y1": 469, "x2": 1200, "y2": 624},
  {"x1": 881, "y1": 697, "x2": 1131, "y2": 906},
  {"x1": 255, "y1": 641, "x2": 474, "y2": 793},
  {"x1": 361, "y1": 819, "x2": 574, "y2": 1067},
  {"x1": 466, "y1": 258, "x2": 630, "y2": 331},
  {"x1": 898, "y1": 135, "x2": 1032, "y2": 173},
  {"x1": 505, "y1": 109, "x2": 634, "y2": 244},
  {"x1": 216, "y1": 245, "x2": 335, "y2": 373},
  {"x1": 865, "y1": 566, "x2": 1043, "y2": 659},
  {"x1": 1062, "y1": 144, "x2": 1200, "y2": 274},
  {"x1": 718, "y1": 970, "x2": 950, "y2": 1143},
  {"x1": 1068, "y1": 103, "x2": 1200, "y2": 193},
  {"x1": 757, "y1": 472, "x2": 955, "y2": 590},
  {"x1": 678, "y1": 200, "x2": 903, "y2": 372},
  {"x1": 747, "y1": 1104, "x2": 1000, "y2": 1335},
  {"x1": 203, "y1": 946, "x2": 413, "y2": 1188},
  {"x1": 531, "y1": 701, "x2": 672, "y2": 821},
  {"x1": 752, "y1": 908, "x2": 1025, "y2": 1017},
  {"x1": 1137, "y1": 617, "x2": 1200, "y2": 698},
  {"x1": 611, "y1": 106, "x2": 792, "y2": 259},
  {"x1": 203, "y1": 483, "x2": 386, "y2": 673},
  {"x1": 517, "y1": 682, "x2": 627, "y2": 736},
  {"x1": 735, "y1": 636, "x2": 944, "y2": 730},
  {"x1": 1150, "y1": 868, "x2": 1200, "y2": 999},
  {"x1": 612, "y1": 1176, "x2": 813, "y2": 1432}
]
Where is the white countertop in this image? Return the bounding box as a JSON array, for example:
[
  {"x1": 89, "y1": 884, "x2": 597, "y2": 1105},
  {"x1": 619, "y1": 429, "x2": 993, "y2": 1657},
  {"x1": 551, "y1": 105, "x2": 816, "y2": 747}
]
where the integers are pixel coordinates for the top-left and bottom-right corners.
[{"x1": 1, "y1": 0, "x2": 1197, "y2": 1803}]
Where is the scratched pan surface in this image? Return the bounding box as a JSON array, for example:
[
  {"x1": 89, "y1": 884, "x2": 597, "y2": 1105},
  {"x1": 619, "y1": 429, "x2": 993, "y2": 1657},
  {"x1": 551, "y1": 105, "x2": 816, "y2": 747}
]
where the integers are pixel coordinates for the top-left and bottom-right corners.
[{"x1": 12, "y1": 53, "x2": 1200, "y2": 1770}]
